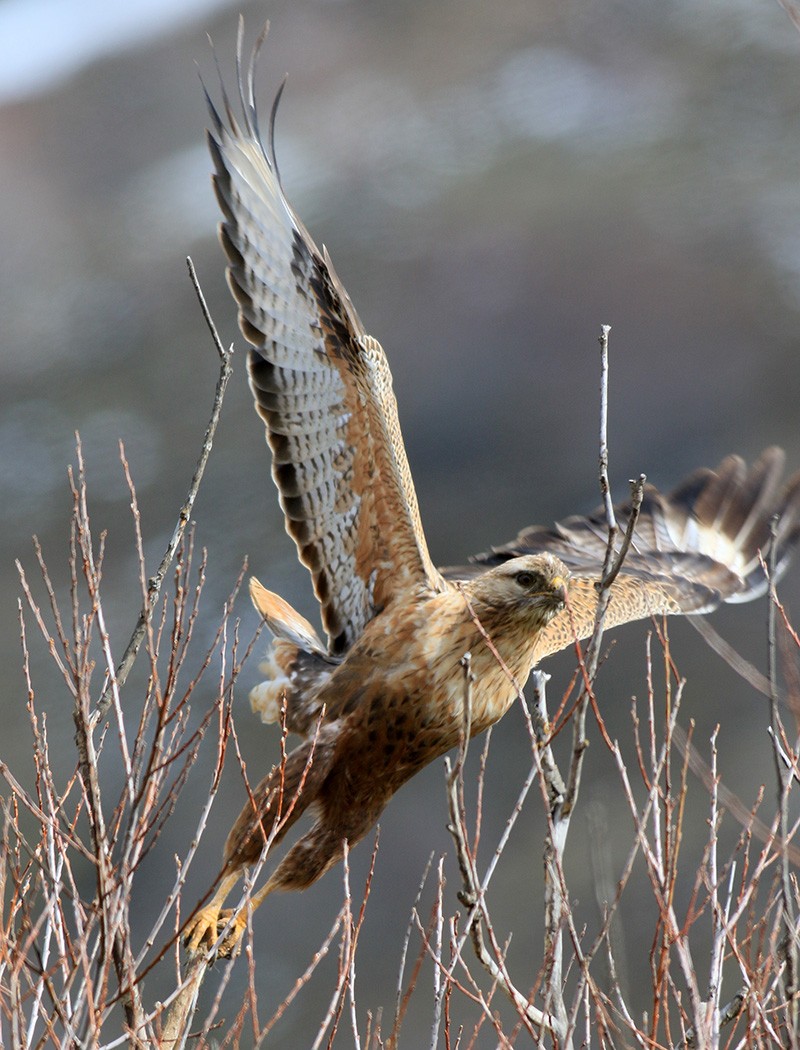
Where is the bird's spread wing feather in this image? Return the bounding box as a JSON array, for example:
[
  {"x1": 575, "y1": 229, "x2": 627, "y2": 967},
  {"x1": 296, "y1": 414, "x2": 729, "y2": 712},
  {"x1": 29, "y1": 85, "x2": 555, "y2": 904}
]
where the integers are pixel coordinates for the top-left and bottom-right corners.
[
  {"x1": 449, "y1": 448, "x2": 800, "y2": 661},
  {"x1": 206, "y1": 27, "x2": 443, "y2": 654}
]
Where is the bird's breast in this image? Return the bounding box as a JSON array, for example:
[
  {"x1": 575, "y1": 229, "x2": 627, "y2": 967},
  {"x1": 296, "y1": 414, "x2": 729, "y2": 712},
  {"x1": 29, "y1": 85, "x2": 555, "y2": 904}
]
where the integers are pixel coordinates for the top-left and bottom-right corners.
[{"x1": 342, "y1": 591, "x2": 537, "y2": 760}]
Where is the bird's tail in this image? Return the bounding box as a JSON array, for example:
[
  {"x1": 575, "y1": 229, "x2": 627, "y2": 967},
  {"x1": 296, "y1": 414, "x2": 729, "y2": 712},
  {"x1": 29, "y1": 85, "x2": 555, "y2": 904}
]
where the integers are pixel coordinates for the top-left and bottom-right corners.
[{"x1": 248, "y1": 577, "x2": 336, "y2": 734}]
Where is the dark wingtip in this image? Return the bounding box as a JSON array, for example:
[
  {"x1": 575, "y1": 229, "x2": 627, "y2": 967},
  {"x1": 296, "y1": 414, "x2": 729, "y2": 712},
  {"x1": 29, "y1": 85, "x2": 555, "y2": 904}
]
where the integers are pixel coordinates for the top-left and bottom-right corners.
[
  {"x1": 457, "y1": 448, "x2": 800, "y2": 604},
  {"x1": 203, "y1": 18, "x2": 277, "y2": 173},
  {"x1": 269, "y1": 76, "x2": 288, "y2": 184}
]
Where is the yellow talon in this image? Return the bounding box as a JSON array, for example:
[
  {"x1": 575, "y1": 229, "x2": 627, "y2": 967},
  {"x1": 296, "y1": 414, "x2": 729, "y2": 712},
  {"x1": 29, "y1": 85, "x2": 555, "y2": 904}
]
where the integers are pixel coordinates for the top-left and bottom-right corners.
[{"x1": 184, "y1": 906, "x2": 247, "y2": 958}]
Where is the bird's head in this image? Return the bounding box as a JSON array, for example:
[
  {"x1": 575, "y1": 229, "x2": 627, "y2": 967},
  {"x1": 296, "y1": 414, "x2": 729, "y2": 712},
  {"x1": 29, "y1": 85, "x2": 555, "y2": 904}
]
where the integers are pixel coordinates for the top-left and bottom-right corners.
[{"x1": 466, "y1": 553, "x2": 569, "y2": 629}]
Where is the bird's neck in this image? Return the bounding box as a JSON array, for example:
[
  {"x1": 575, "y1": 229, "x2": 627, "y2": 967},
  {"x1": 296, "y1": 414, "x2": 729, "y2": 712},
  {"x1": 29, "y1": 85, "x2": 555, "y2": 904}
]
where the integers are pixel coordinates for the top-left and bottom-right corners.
[{"x1": 464, "y1": 600, "x2": 550, "y2": 687}]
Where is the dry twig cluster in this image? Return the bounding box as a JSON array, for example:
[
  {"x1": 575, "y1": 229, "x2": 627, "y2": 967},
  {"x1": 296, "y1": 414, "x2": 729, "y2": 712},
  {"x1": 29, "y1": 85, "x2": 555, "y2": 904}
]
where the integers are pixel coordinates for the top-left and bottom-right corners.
[{"x1": 2, "y1": 307, "x2": 799, "y2": 1047}]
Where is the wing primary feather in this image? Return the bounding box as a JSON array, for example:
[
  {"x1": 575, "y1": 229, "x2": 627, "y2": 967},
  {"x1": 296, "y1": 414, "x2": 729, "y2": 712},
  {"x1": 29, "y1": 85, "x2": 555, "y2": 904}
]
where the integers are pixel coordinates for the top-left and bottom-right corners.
[
  {"x1": 446, "y1": 450, "x2": 800, "y2": 659},
  {"x1": 268, "y1": 77, "x2": 288, "y2": 189},
  {"x1": 206, "y1": 27, "x2": 444, "y2": 654}
]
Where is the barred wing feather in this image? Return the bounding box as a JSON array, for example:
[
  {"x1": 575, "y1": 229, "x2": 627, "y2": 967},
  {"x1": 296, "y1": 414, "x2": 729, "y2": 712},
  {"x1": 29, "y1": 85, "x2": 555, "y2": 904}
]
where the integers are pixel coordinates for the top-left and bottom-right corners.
[
  {"x1": 452, "y1": 448, "x2": 800, "y2": 662},
  {"x1": 206, "y1": 31, "x2": 443, "y2": 655}
]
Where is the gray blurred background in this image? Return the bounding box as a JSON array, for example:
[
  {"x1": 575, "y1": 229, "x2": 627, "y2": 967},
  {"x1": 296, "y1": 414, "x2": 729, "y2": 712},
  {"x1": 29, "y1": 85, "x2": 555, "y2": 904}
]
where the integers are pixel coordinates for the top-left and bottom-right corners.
[{"x1": 2, "y1": 0, "x2": 800, "y2": 1043}]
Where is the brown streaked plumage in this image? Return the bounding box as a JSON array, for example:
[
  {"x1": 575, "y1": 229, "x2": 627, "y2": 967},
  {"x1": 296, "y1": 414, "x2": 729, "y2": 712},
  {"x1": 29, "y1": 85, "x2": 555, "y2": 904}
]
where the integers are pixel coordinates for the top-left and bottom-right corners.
[{"x1": 185, "y1": 28, "x2": 800, "y2": 955}]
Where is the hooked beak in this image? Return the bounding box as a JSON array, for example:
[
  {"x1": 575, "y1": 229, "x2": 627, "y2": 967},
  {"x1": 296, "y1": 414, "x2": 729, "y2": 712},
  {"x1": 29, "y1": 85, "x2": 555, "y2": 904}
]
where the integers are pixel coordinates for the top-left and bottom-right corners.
[{"x1": 551, "y1": 575, "x2": 568, "y2": 608}]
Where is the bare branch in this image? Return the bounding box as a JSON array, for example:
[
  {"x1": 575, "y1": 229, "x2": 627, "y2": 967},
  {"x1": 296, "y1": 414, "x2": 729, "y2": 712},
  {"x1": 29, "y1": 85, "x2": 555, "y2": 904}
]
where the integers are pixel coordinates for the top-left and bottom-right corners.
[{"x1": 94, "y1": 258, "x2": 234, "y2": 724}]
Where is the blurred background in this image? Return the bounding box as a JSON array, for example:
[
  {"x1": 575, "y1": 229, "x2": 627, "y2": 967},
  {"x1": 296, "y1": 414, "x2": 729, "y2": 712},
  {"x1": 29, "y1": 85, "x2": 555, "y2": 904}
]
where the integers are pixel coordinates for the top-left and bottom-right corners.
[{"x1": 2, "y1": 0, "x2": 800, "y2": 1042}]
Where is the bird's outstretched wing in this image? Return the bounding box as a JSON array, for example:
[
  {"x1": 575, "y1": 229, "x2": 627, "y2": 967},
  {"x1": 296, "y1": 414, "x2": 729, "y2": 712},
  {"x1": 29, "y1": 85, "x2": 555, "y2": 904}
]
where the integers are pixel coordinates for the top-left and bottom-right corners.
[
  {"x1": 450, "y1": 448, "x2": 800, "y2": 662},
  {"x1": 206, "y1": 26, "x2": 443, "y2": 655}
]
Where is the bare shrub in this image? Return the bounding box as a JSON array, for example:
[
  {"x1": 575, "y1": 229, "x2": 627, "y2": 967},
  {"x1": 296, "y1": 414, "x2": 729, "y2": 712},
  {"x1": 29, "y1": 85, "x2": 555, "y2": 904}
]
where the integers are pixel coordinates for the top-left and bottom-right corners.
[{"x1": 3, "y1": 313, "x2": 798, "y2": 1048}]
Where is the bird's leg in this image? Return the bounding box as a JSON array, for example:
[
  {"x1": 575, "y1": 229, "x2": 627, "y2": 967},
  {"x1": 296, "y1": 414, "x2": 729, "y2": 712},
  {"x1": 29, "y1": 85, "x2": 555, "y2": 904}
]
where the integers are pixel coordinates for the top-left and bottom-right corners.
[
  {"x1": 182, "y1": 823, "x2": 341, "y2": 959},
  {"x1": 185, "y1": 821, "x2": 345, "y2": 954},
  {"x1": 184, "y1": 871, "x2": 244, "y2": 957},
  {"x1": 184, "y1": 734, "x2": 341, "y2": 958},
  {"x1": 183, "y1": 858, "x2": 299, "y2": 960}
]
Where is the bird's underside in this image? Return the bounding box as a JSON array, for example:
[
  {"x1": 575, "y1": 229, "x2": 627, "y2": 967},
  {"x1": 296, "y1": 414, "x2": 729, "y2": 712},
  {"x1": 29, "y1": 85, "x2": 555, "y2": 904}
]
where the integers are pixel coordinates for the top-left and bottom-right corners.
[{"x1": 185, "y1": 26, "x2": 800, "y2": 956}]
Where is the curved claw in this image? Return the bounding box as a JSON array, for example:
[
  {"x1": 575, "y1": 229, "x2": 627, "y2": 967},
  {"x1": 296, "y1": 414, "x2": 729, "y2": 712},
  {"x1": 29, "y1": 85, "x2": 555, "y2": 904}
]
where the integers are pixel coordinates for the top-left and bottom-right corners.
[{"x1": 184, "y1": 906, "x2": 247, "y2": 958}]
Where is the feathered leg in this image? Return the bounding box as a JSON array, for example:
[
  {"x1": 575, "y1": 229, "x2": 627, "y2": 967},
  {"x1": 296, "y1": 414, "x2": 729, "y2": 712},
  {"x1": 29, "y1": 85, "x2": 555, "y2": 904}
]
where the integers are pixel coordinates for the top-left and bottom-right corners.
[
  {"x1": 185, "y1": 725, "x2": 337, "y2": 955},
  {"x1": 215, "y1": 772, "x2": 389, "y2": 943}
]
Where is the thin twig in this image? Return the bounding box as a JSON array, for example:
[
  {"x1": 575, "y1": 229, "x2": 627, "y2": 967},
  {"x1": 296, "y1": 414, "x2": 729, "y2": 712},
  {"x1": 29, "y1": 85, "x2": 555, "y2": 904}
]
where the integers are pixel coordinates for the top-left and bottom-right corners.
[
  {"x1": 765, "y1": 518, "x2": 800, "y2": 1041},
  {"x1": 94, "y1": 258, "x2": 234, "y2": 725},
  {"x1": 444, "y1": 661, "x2": 554, "y2": 1038}
]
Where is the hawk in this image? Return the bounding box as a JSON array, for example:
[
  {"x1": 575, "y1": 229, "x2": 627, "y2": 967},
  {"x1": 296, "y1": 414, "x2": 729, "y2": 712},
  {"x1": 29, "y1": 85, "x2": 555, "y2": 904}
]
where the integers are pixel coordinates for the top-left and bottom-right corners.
[{"x1": 186, "y1": 28, "x2": 800, "y2": 954}]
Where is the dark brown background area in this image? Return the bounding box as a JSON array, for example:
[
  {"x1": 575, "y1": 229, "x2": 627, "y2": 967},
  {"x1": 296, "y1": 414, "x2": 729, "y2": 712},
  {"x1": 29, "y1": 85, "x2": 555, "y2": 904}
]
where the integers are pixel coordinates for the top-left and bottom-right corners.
[{"x1": 2, "y1": 0, "x2": 800, "y2": 1043}]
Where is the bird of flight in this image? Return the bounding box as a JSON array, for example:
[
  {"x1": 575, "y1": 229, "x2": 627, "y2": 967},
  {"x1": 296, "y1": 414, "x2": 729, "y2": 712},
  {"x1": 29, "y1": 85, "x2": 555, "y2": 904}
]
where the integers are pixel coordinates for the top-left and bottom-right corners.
[{"x1": 185, "y1": 26, "x2": 800, "y2": 955}]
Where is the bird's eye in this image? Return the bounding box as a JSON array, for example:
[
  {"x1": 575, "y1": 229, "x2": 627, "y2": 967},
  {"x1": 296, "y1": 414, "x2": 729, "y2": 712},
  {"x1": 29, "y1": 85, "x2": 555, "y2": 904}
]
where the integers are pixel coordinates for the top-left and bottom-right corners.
[{"x1": 515, "y1": 570, "x2": 538, "y2": 589}]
